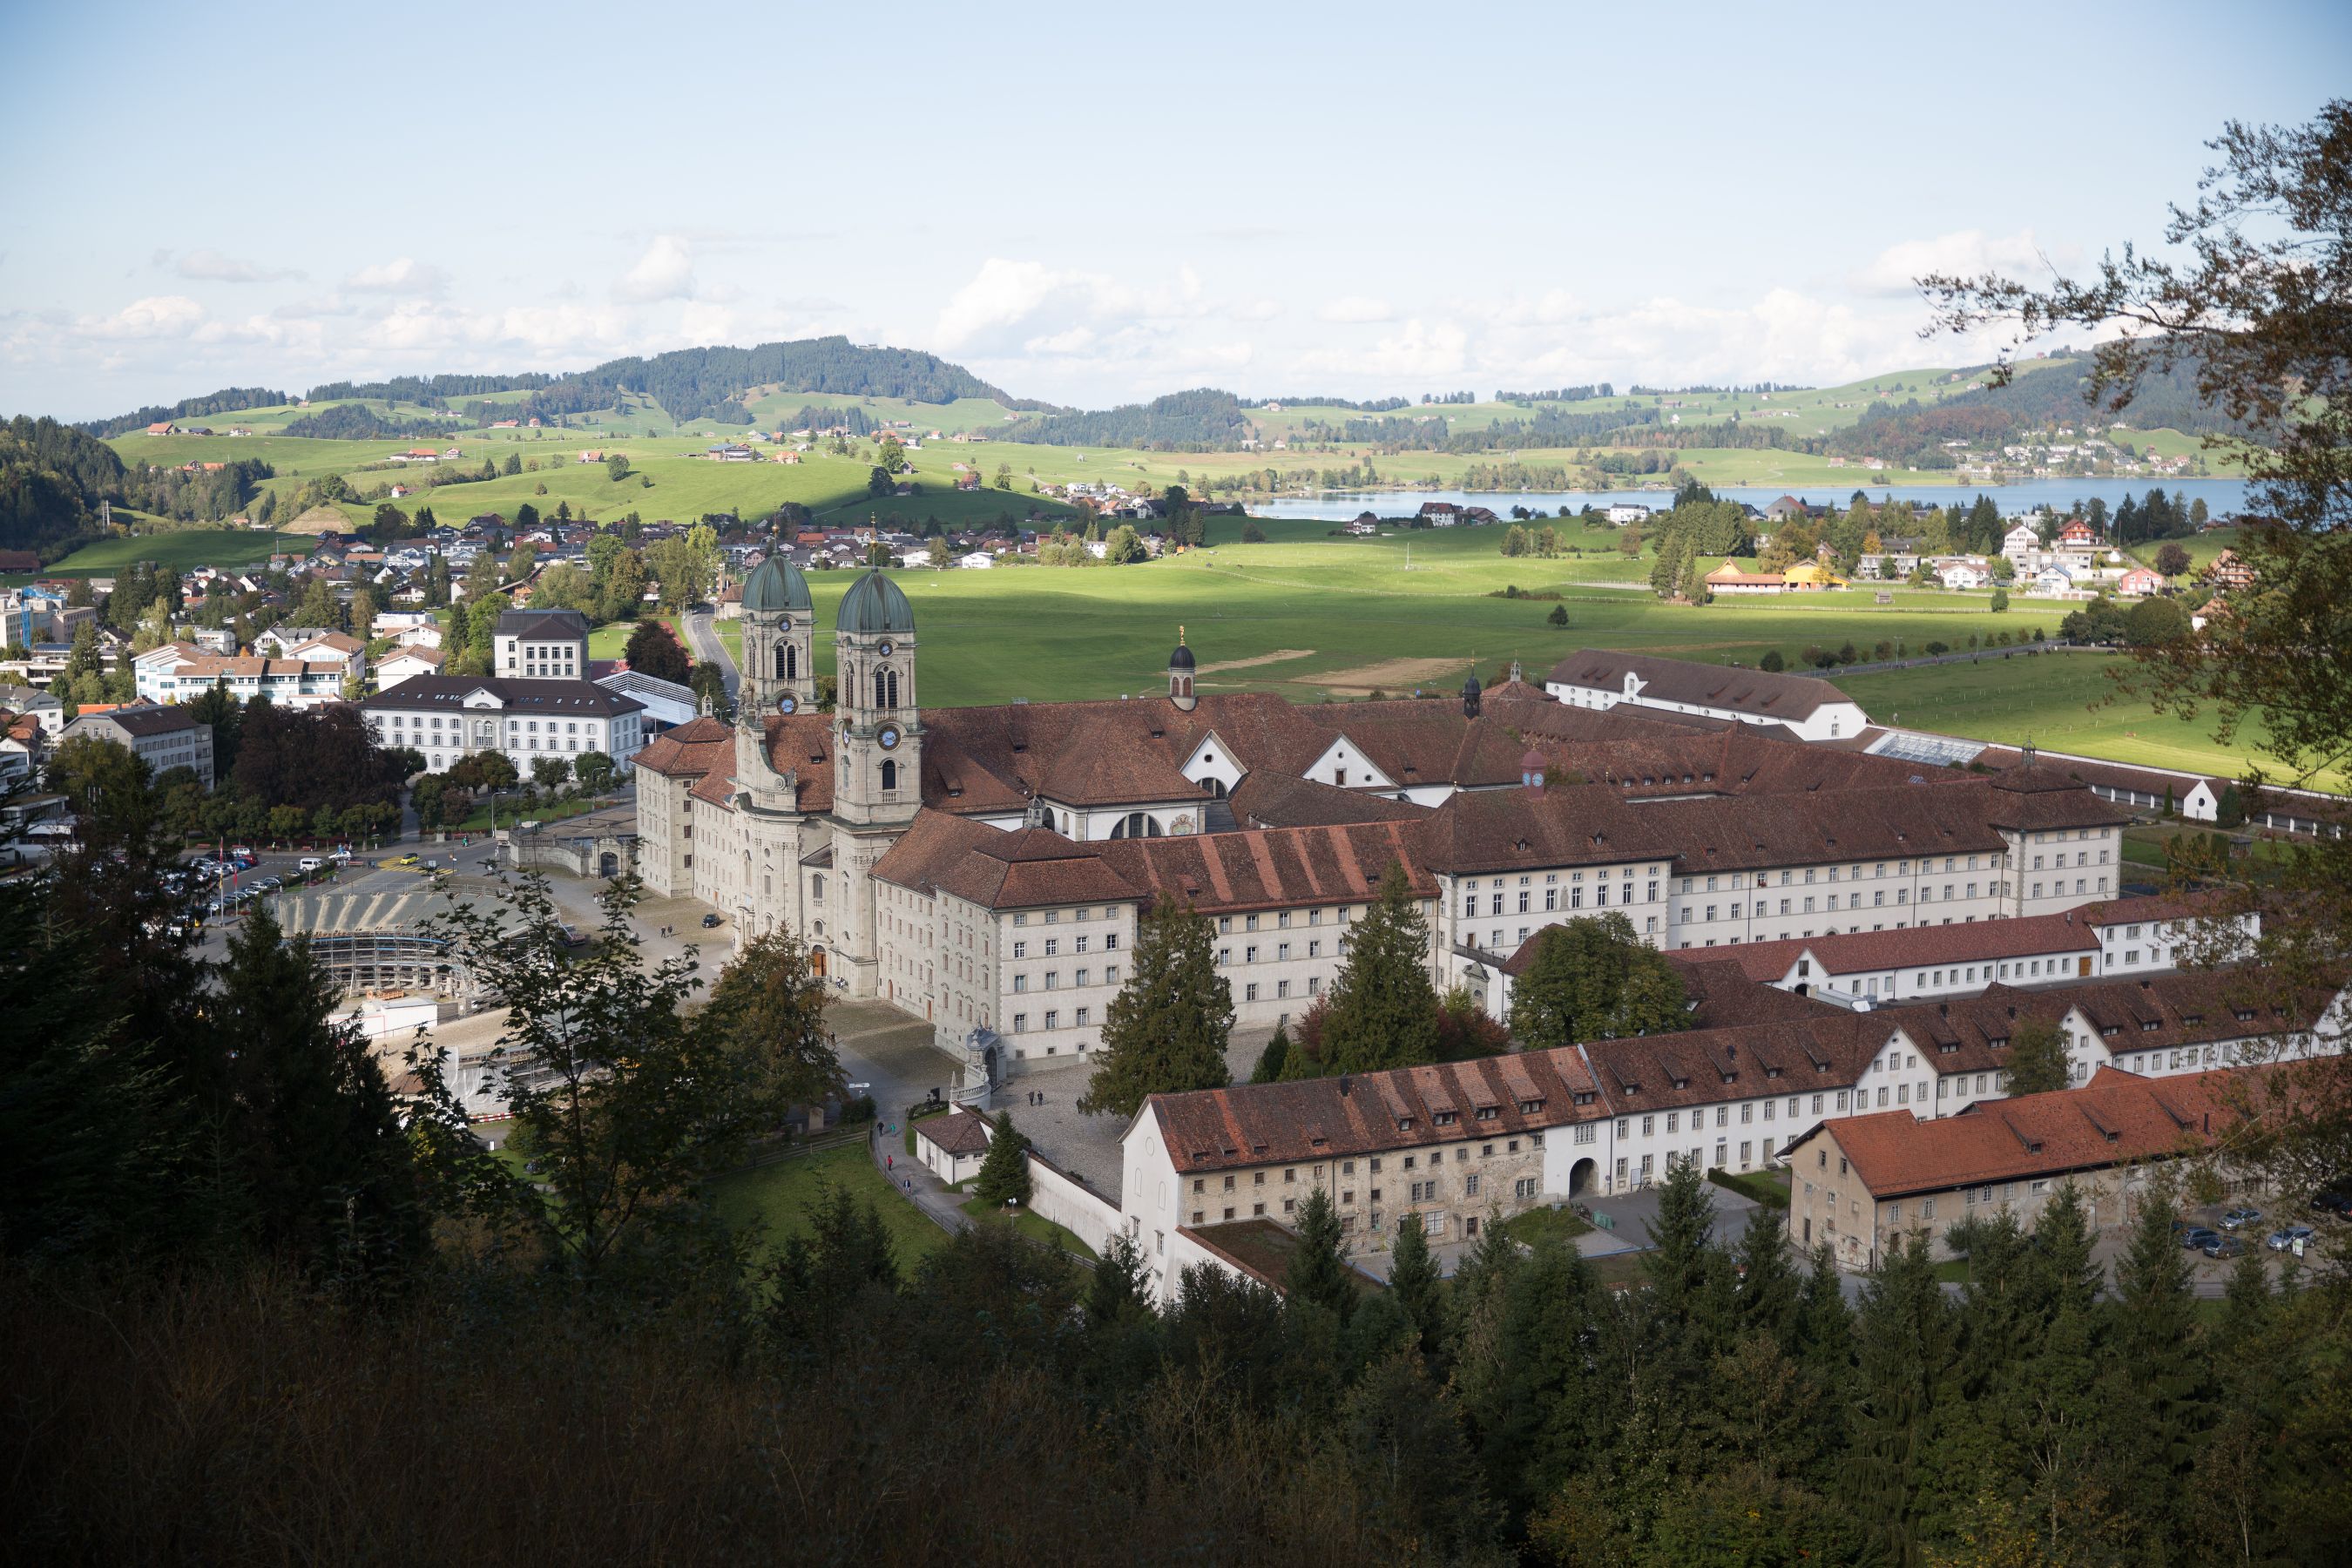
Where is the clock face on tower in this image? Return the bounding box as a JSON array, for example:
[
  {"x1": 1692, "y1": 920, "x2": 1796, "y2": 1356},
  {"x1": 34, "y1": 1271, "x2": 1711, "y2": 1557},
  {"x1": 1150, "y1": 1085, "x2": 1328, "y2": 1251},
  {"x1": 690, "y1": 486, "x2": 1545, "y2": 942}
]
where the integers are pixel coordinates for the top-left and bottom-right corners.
[
  {"x1": 878, "y1": 725, "x2": 901, "y2": 750},
  {"x1": 877, "y1": 639, "x2": 896, "y2": 658},
  {"x1": 777, "y1": 693, "x2": 797, "y2": 714}
]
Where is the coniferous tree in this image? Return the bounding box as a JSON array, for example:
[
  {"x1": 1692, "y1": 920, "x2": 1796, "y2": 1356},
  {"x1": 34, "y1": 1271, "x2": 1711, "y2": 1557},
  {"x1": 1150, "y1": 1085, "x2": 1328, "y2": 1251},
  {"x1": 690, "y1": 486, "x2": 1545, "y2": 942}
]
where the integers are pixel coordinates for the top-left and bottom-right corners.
[
  {"x1": 1317, "y1": 860, "x2": 1439, "y2": 1072},
  {"x1": 1248, "y1": 1023, "x2": 1290, "y2": 1084},
  {"x1": 1731, "y1": 1199, "x2": 1803, "y2": 1348},
  {"x1": 1385, "y1": 1211, "x2": 1442, "y2": 1355},
  {"x1": 970, "y1": 1111, "x2": 1032, "y2": 1208},
  {"x1": 1342, "y1": 1350, "x2": 1499, "y2": 1557},
  {"x1": 216, "y1": 906, "x2": 423, "y2": 1274},
  {"x1": 1847, "y1": 1233, "x2": 1959, "y2": 1565},
  {"x1": 1078, "y1": 894, "x2": 1233, "y2": 1119},
  {"x1": 2099, "y1": 1190, "x2": 2209, "y2": 1548},
  {"x1": 1284, "y1": 1186, "x2": 1356, "y2": 1323}
]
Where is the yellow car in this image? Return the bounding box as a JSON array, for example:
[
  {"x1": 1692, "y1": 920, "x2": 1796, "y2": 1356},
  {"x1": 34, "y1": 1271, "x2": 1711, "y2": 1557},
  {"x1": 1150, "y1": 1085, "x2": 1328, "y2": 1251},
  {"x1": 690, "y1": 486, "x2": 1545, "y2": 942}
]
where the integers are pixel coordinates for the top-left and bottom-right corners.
[{"x1": 381, "y1": 854, "x2": 421, "y2": 868}]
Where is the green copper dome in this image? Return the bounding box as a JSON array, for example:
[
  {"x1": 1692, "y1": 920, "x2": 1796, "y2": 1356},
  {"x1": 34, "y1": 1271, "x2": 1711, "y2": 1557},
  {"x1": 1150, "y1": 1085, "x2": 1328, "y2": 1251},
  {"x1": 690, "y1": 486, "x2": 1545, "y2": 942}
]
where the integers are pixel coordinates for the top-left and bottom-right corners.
[
  {"x1": 838, "y1": 567, "x2": 916, "y2": 635},
  {"x1": 741, "y1": 554, "x2": 812, "y2": 612}
]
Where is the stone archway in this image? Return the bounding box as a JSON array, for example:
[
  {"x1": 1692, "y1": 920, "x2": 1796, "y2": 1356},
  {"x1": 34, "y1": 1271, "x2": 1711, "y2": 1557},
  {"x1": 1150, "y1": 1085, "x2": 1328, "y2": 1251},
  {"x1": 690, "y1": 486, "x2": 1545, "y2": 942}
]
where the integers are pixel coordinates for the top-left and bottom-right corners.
[
  {"x1": 1570, "y1": 1157, "x2": 1597, "y2": 1197},
  {"x1": 599, "y1": 851, "x2": 619, "y2": 878}
]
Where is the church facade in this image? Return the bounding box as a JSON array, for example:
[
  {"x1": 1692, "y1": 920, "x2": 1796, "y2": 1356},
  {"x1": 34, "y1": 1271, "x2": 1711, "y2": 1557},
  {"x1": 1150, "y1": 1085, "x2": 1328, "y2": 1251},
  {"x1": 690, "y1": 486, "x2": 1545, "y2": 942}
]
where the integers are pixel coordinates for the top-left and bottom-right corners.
[{"x1": 633, "y1": 558, "x2": 2132, "y2": 1085}]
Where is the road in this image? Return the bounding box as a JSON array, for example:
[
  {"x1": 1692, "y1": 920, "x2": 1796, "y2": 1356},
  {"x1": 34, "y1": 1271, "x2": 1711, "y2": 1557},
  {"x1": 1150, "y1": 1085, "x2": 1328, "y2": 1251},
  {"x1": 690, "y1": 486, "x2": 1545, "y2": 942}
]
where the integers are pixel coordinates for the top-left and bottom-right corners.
[{"x1": 682, "y1": 606, "x2": 737, "y2": 700}]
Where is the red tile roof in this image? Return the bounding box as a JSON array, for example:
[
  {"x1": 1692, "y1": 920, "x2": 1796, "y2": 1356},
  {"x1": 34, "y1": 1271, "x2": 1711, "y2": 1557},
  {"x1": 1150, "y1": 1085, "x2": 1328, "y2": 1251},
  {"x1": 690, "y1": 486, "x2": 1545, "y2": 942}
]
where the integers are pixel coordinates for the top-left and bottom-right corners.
[
  {"x1": 1145, "y1": 1045, "x2": 1607, "y2": 1173},
  {"x1": 1806, "y1": 1063, "x2": 2289, "y2": 1198},
  {"x1": 915, "y1": 1108, "x2": 994, "y2": 1156},
  {"x1": 1667, "y1": 912, "x2": 2102, "y2": 984},
  {"x1": 872, "y1": 809, "x2": 1139, "y2": 909},
  {"x1": 1093, "y1": 820, "x2": 1433, "y2": 914},
  {"x1": 1545, "y1": 649, "x2": 1855, "y2": 720}
]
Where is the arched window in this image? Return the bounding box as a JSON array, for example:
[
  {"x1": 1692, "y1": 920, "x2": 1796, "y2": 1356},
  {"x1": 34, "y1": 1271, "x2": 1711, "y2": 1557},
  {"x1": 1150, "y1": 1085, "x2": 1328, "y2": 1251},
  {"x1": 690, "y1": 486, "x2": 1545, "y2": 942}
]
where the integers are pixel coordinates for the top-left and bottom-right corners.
[
  {"x1": 775, "y1": 643, "x2": 794, "y2": 680},
  {"x1": 881, "y1": 759, "x2": 898, "y2": 791},
  {"x1": 874, "y1": 666, "x2": 899, "y2": 709},
  {"x1": 1110, "y1": 811, "x2": 1165, "y2": 839}
]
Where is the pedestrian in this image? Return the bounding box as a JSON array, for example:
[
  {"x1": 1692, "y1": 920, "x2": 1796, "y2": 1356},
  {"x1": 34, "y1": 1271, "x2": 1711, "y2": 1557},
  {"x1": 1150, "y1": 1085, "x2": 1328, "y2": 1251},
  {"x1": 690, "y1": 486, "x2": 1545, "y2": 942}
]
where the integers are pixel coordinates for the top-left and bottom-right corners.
[{"x1": 887, "y1": 1154, "x2": 893, "y2": 1172}]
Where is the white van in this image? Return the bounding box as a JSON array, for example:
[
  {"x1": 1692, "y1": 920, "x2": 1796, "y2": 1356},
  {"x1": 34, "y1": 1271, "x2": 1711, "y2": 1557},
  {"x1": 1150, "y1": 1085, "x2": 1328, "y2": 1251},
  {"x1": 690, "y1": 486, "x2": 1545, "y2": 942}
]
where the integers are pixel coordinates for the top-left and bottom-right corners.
[{"x1": 298, "y1": 856, "x2": 325, "y2": 873}]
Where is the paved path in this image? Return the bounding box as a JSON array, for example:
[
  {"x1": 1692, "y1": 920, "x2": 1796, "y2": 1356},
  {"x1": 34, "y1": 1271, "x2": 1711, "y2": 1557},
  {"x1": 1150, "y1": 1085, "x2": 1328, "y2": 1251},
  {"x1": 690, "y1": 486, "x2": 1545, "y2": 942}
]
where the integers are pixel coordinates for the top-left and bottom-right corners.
[
  {"x1": 682, "y1": 607, "x2": 737, "y2": 700},
  {"x1": 866, "y1": 1118, "x2": 970, "y2": 1236}
]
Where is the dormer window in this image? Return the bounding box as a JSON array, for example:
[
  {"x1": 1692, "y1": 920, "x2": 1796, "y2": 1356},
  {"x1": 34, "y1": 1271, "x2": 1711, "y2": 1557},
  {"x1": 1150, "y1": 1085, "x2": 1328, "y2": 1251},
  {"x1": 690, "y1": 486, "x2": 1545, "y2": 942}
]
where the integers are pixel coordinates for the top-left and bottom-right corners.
[
  {"x1": 1476, "y1": 1105, "x2": 1498, "y2": 1121},
  {"x1": 1517, "y1": 1098, "x2": 1543, "y2": 1114},
  {"x1": 1434, "y1": 1111, "x2": 1456, "y2": 1126},
  {"x1": 1396, "y1": 1117, "x2": 1414, "y2": 1132}
]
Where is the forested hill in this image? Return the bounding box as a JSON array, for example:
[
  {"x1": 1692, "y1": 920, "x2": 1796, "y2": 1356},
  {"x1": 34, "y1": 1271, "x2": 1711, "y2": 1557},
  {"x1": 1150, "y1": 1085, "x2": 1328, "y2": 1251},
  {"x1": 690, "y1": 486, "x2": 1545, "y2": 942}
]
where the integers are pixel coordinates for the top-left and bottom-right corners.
[
  {"x1": 80, "y1": 387, "x2": 288, "y2": 438},
  {"x1": 1955, "y1": 356, "x2": 2244, "y2": 437},
  {"x1": 280, "y1": 404, "x2": 457, "y2": 440},
  {"x1": 2, "y1": 416, "x2": 127, "y2": 556},
  {"x1": 3, "y1": 414, "x2": 272, "y2": 559},
  {"x1": 464, "y1": 339, "x2": 1046, "y2": 428},
  {"x1": 997, "y1": 389, "x2": 1259, "y2": 449},
  {"x1": 1823, "y1": 357, "x2": 2251, "y2": 469},
  {"x1": 76, "y1": 339, "x2": 1050, "y2": 438}
]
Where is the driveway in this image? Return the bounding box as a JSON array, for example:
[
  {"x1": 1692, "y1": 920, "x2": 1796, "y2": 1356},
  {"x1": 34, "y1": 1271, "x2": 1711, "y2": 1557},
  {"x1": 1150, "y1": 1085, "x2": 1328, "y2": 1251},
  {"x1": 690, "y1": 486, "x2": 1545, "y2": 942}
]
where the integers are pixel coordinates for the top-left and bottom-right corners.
[{"x1": 682, "y1": 607, "x2": 737, "y2": 699}]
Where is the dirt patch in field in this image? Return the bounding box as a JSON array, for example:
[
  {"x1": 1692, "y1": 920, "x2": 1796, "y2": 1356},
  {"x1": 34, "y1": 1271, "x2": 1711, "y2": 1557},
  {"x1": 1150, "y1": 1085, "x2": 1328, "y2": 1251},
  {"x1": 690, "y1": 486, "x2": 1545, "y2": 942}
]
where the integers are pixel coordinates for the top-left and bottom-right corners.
[
  {"x1": 1313, "y1": 656, "x2": 1470, "y2": 693},
  {"x1": 282, "y1": 505, "x2": 353, "y2": 534},
  {"x1": 1194, "y1": 647, "x2": 1315, "y2": 675}
]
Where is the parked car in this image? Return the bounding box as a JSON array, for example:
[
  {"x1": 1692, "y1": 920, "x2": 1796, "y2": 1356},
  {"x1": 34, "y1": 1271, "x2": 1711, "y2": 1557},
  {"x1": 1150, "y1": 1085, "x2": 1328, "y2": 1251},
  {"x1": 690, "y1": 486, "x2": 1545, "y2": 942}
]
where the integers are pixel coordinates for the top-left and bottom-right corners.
[
  {"x1": 2266, "y1": 1226, "x2": 2316, "y2": 1253},
  {"x1": 2314, "y1": 1190, "x2": 2352, "y2": 1219},
  {"x1": 2202, "y1": 1234, "x2": 2247, "y2": 1260},
  {"x1": 229, "y1": 846, "x2": 256, "y2": 865},
  {"x1": 253, "y1": 875, "x2": 281, "y2": 892},
  {"x1": 701, "y1": 912, "x2": 723, "y2": 928},
  {"x1": 2220, "y1": 1207, "x2": 2264, "y2": 1231},
  {"x1": 2180, "y1": 1227, "x2": 2221, "y2": 1251},
  {"x1": 298, "y1": 855, "x2": 324, "y2": 873}
]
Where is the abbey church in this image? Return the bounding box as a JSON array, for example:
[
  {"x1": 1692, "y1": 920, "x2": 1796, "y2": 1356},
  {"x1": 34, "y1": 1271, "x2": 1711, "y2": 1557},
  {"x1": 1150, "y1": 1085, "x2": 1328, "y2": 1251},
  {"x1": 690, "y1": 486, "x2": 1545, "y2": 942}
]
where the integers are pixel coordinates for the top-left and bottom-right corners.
[{"x1": 634, "y1": 556, "x2": 2131, "y2": 1083}]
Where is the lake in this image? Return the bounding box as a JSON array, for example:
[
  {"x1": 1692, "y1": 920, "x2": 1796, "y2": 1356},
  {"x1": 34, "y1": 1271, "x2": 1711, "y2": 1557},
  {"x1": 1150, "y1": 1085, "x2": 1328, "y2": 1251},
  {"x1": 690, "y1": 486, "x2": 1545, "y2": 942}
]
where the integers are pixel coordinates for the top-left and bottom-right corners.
[{"x1": 1248, "y1": 476, "x2": 2260, "y2": 522}]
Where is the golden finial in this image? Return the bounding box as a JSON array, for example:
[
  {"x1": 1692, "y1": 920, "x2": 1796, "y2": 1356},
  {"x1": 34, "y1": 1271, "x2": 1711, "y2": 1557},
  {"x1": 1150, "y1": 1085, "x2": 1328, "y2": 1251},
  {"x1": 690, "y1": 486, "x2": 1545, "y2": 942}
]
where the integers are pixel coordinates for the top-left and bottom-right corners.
[{"x1": 1179, "y1": 624, "x2": 1186, "y2": 646}]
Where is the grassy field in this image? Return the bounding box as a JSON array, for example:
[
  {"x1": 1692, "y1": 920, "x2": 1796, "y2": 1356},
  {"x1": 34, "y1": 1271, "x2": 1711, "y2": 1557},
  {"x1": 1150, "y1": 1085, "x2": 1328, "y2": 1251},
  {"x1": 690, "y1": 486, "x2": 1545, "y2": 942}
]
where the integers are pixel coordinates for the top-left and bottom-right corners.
[
  {"x1": 1837, "y1": 653, "x2": 2329, "y2": 791},
  {"x1": 30, "y1": 527, "x2": 303, "y2": 576},
  {"x1": 708, "y1": 1143, "x2": 945, "y2": 1266},
  {"x1": 765, "y1": 523, "x2": 2061, "y2": 710},
  {"x1": 959, "y1": 1194, "x2": 1097, "y2": 1260}
]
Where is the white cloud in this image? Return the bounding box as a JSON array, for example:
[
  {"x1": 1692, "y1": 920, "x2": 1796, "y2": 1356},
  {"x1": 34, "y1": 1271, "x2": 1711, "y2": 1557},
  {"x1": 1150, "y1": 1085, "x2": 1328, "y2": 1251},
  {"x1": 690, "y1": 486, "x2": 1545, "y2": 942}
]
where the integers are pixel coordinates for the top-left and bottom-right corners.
[
  {"x1": 616, "y1": 234, "x2": 698, "y2": 303},
  {"x1": 1299, "y1": 316, "x2": 1470, "y2": 381},
  {"x1": 931, "y1": 258, "x2": 1211, "y2": 359},
  {"x1": 162, "y1": 248, "x2": 301, "y2": 284},
  {"x1": 1318, "y1": 295, "x2": 1394, "y2": 324},
  {"x1": 1227, "y1": 297, "x2": 1282, "y2": 322},
  {"x1": 345, "y1": 257, "x2": 449, "y2": 295},
  {"x1": 80, "y1": 295, "x2": 207, "y2": 340},
  {"x1": 1852, "y1": 229, "x2": 2061, "y2": 296}
]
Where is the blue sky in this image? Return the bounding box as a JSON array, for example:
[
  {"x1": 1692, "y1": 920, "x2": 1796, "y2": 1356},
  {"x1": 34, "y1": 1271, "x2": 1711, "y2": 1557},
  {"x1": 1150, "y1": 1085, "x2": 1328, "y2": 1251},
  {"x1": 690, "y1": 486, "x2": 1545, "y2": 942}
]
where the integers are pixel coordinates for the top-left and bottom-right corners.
[{"x1": 4, "y1": 0, "x2": 2347, "y2": 418}]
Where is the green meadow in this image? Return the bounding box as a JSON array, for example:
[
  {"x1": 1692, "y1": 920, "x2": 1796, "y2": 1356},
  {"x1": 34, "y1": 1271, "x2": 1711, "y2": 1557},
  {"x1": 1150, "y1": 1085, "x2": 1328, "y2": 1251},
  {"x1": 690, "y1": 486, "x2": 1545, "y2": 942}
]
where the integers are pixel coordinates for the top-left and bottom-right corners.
[
  {"x1": 34, "y1": 528, "x2": 302, "y2": 576},
  {"x1": 1835, "y1": 655, "x2": 2328, "y2": 792}
]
